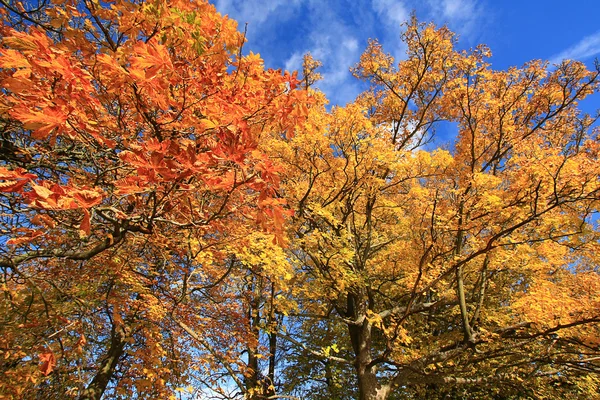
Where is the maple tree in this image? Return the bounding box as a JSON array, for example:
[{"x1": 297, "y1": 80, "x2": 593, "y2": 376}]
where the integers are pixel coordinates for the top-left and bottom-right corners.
[
  {"x1": 1, "y1": 1, "x2": 600, "y2": 400},
  {"x1": 0, "y1": 0, "x2": 305, "y2": 398}
]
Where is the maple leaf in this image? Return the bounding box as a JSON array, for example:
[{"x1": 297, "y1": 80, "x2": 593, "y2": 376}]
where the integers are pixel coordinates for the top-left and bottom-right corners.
[
  {"x1": 2, "y1": 33, "x2": 39, "y2": 52},
  {"x1": 2, "y1": 2, "x2": 598, "y2": 400},
  {"x1": 79, "y1": 208, "x2": 91, "y2": 237},
  {"x1": 30, "y1": 182, "x2": 54, "y2": 200},
  {"x1": 6, "y1": 229, "x2": 44, "y2": 245},
  {"x1": 114, "y1": 176, "x2": 149, "y2": 194},
  {"x1": 75, "y1": 333, "x2": 87, "y2": 353},
  {"x1": 129, "y1": 40, "x2": 173, "y2": 79},
  {"x1": 284, "y1": 70, "x2": 300, "y2": 90}
]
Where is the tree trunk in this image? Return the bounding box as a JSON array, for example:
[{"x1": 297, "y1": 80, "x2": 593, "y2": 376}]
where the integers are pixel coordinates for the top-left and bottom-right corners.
[
  {"x1": 358, "y1": 370, "x2": 389, "y2": 400},
  {"x1": 246, "y1": 295, "x2": 261, "y2": 399},
  {"x1": 267, "y1": 283, "x2": 277, "y2": 395},
  {"x1": 346, "y1": 292, "x2": 391, "y2": 400},
  {"x1": 79, "y1": 324, "x2": 128, "y2": 400}
]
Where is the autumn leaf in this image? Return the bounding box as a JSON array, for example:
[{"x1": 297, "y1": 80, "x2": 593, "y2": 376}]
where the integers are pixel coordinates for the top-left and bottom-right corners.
[
  {"x1": 73, "y1": 189, "x2": 103, "y2": 208},
  {"x1": 129, "y1": 40, "x2": 173, "y2": 79},
  {"x1": 0, "y1": 48, "x2": 31, "y2": 69},
  {"x1": 75, "y1": 334, "x2": 86, "y2": 353},
  {"x1": 2, "y1": 33, "x2": 39, "y2": 51},
  {"x1": 0, "y1": 167, "x2": 36, "y2": 192},
  {"x1": 79, "y1": 208, "x2": 91, "y2": 237},
  {"x1": 39, "y1": 351, "x2": 56, "y2": 376},
  {"x1": 10, "y1": 106, "x2": 69, "y2": 138},
  {"x1": 6, "y1": 229, "x2": 45, "y2": 245},
  {"x1": 30, "y1": 182, "x2": 54, "y2": 200},
  {"x1": 1, "y1": 2, "x2": 599, "y2": 400}
]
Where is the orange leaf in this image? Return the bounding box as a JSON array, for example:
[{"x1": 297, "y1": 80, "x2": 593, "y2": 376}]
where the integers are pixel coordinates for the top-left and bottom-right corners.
[
  {"x1": 0, "y1": 167, "x2": 36, "y2": 193},
  {"x1": 39, "y1": 351, "x2": 56, "y2": 376},
  {"x1": 73, "y1": 189, "x2": 103, "y2": 208},
  {"x1": 30, "y1": 183, "x2": 53, "y2": 199},
  {"x1": 75, "y1": 334, "x2": 87, "y2": 353},
  {"x1": 0, "y1": 48, "x2": 31, "y2": 69},
  {"x1": 3, "y1": 34, "x2": 38, "y2": 52},
  {"x1": 10, "y1": 106, "x2": 68, "y2": 138},
  {"x1": 79, "y1": 208, "x2": 91, "y2": 237},
  {"x1": 6, "y1": 229, "x2": 44, "y2": 246}
]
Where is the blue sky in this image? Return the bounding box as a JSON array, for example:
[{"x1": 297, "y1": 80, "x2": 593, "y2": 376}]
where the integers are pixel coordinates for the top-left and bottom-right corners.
[{"x1": 211, "y1": 0, "x2": 600, "y2": 110}]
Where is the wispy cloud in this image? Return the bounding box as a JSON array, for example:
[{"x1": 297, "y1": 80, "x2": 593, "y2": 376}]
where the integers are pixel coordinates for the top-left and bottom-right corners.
[
  {"x1": 370, "y1": 0, "x2": 410, "y2": 62},
  {"x1": 210, "y1": 0, "x2": 488, "y2": 106},
  {"x1": 214, "y1": 0, "x2": 303, "y2": 26},
  {"x1": 284, "y1": 52, "x2": 303, "y2": 73},
  {"x1": 549, "y1": 31, "x2": 600, "y2": 64},
  {"x1": 425, "y1": 0, "x2": 482, "y2": 40},
  {"x1": 372, "y1": 0, "x2": 410, "y2": 28},
  {"x1": 282, "y1": 2, "x2": 365, "y2": 106}
]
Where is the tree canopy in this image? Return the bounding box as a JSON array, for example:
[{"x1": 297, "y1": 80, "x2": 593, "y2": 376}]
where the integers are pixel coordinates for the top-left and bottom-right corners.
[{"x1": 1, "y1": 1, "x2": 600, "y2": 399}]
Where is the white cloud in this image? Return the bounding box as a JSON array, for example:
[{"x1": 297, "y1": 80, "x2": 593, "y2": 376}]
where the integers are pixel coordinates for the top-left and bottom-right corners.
[
  {"x1": 441, "y1": 0, "x2": 471, "y2": 20},
  {"x1": 283, "y1": 31, "x2": 363, "y2": 105},
  {"x1": 213, "y1": 0, "x2": 366, "y2": 105},
  {"x1": 343, "y1": 38, "x2": 359, "y2": 52},
  {"x1": 211, "y1": 0, "x2": 489, "y2": 106},
  {"x1": 368, "y1": 0, "x2": 409, "y2": 65},
  {"x1": 284, "y1": 52, "x2": 304, "y2": 73},
  {"x1": 371, "y1": 0, "x2": 482, "y2": 39},
  {"x1": 426, "y1": 0, "x2": 481, "y2": 40},
  {"x1": 372, "y1": 0, "x2": 409, "y2": 28},
  {"x1": 278, "y1": 2, "x2": 366, "y2": 105},
  {"x1": 215, "y1": 0, "x2": 303, "y2": 26},
  {"x1": 549, "y1": 31, "x2": 600, "y2": 64}
]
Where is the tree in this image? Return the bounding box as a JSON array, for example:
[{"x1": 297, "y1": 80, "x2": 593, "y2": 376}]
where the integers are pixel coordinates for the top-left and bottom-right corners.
[
  {"x1": 0, "y1": 0, "x2": 306, "y2": 398},
  {"x1": 266, "y1": 18, "x2": 600, "y2": 400}
]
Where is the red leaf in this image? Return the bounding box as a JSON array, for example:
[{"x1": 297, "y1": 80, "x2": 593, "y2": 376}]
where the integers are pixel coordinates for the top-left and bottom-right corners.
[
  {"x1": 75, "y1": 333, "x2": 87, "y2": 353},
  {"x1": 6, "y1": 229, "x2": 44, "y2": 245}
]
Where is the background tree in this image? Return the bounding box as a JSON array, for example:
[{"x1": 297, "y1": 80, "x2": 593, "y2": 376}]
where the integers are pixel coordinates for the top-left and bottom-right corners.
[{"x1": 266, "y1": 18, "x2": 600, "y2": 400}]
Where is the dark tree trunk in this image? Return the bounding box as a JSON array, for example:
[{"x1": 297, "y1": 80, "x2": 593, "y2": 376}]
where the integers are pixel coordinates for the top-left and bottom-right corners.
[{"x1": 79, "y1": 324, "x2": 128, "y2": 400}]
